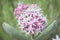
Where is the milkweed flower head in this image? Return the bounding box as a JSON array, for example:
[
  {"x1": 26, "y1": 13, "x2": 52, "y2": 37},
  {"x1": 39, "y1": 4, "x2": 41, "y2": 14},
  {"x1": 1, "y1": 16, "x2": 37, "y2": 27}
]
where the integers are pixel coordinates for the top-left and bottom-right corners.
[{"x1": 14, "y1": 3, "x2": 47, "y2": 35}]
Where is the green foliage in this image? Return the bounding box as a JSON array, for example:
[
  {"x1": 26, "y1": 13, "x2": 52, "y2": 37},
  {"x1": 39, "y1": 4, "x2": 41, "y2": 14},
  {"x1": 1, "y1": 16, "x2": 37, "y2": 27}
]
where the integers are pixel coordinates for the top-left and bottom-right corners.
[
  {"x1": 2, "y1": 20, "x2": 57, "y2": 40},
  {"x1": 2, "y1": 0, "x2": 17, "y2": 27},
  {"x1": 35, "y1": 20, "x2": 57, "y2": 40},
  {"x1": 2, "y1": 22, "x2": 30, "y2": 40},
  {"x1": 0, "y1": 0, "x2": 60, "y2": 40}
]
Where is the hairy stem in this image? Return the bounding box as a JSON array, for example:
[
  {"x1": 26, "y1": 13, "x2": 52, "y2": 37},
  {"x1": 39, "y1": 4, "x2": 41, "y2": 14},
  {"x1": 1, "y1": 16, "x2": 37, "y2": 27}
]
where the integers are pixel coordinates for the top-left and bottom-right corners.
[{"x1": 31, "y1": 34, "x2": 34, "y2": 40}]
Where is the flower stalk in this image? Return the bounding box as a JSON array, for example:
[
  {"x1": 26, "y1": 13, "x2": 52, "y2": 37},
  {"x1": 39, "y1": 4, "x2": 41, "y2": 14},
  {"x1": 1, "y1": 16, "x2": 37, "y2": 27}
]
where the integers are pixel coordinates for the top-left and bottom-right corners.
[{"x1": 31, "y1": 34, "x2": 34, "y2": 40}]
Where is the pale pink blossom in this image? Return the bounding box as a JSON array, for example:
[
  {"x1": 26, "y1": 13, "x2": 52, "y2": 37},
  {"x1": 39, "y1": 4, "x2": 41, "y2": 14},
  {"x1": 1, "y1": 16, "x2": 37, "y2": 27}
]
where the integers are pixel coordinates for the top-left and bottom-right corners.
[
  {"x1": 14, "y1": 3, "x2": 47, "y2": 35},
  {"x1": 14, "y1": 3, "x2": 28, "y2": 15}
]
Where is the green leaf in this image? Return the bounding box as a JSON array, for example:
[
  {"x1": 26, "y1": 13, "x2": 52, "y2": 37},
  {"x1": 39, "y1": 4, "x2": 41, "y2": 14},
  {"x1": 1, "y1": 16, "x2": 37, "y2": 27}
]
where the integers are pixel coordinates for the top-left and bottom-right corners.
[
  {"x1": 2, "y1": 22, "x2": 29, "y2": 40},
  {"x1": 35, "y1": 20, "x2": 57, "y2": 40}
]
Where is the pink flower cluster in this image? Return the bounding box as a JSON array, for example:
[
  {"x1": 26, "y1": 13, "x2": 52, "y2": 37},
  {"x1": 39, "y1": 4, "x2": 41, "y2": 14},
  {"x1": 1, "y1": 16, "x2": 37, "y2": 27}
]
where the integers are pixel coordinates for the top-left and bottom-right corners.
[
  {"x1": 14, "y1": 3, "x2": 28, "y2": 19},
  {"x1": 14, "y1": 3, "x2": 47, "y2": 35}
]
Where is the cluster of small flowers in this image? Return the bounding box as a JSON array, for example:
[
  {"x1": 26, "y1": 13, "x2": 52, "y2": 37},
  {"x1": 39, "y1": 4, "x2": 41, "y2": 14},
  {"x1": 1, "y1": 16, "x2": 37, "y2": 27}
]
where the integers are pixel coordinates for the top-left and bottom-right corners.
[
  {"x1": 14, "y1": 3, "x2": 28, "y2": 19},
  {"x1": 14, "y1": 3, "x2": 47, "y2": 35}
]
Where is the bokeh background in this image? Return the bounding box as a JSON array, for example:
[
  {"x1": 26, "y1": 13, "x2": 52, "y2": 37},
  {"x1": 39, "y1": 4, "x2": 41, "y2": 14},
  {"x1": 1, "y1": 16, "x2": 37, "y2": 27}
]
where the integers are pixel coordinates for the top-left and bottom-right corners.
[{"x1": 0, "y1": 0, "x2": 60, "y2": 40}]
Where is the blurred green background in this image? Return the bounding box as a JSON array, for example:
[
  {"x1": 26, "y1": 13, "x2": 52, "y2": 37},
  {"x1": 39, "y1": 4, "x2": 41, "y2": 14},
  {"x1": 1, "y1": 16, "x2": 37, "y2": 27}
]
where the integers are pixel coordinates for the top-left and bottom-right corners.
[{"x1": 0, "y1": 0, "x2": 60, "y2": 40}]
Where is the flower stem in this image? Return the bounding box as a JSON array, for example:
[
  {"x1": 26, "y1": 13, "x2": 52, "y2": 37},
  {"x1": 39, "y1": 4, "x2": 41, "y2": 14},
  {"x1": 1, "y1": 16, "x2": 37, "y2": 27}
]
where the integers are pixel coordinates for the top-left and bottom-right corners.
[
  {"x1": 31, "y1": 36, "x2": 33, "y2": 40},
  {"x1": 31, "y1": 34, "x2": 34, "y2": 40}
]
